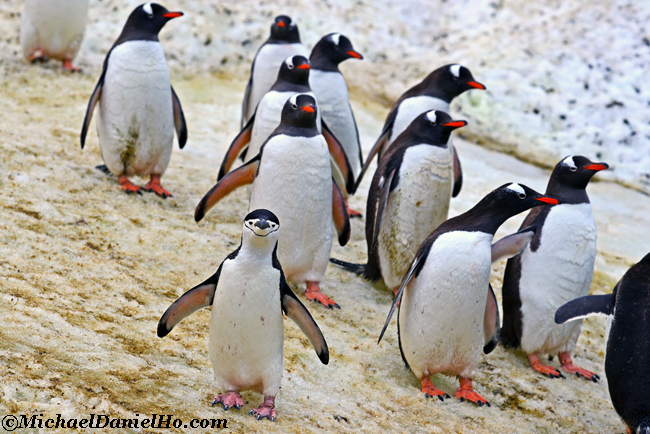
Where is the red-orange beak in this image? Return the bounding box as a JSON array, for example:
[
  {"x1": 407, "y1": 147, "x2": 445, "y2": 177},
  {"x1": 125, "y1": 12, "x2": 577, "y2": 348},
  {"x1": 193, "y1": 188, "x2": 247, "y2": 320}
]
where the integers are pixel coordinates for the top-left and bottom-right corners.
[
  {"x1": 535, "y1": 196, "x2": 560, "y2": 205},
  {"x1": 277, "y1": 21, "x2": 286, "y2": 27},
  {"x1": 467, "y1": 81, "x2": 486, "y2": 90},
  {"x1": 443, "y1": 120, "x2": 468, "y2": 128},
  {"x1": 297, "y1": 64, "x2": 310, "y2": 70},
  {"x1": 301, "y1": 106, "x2": 315, "y2": 113},
  {"x1": 347, "y1": 50, "x2": 363, "y2": 59},
  {"x1": 584, "y1": 163, "x2": 609, "y2": 171},
  {"x1": 163, "y1": 12, "x2": 183, "y2": 19}
]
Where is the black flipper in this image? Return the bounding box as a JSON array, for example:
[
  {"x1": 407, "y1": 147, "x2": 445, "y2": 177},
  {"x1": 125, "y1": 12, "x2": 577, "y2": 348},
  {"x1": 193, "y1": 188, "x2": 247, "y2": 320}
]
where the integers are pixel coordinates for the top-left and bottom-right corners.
[
  {"x1": 370, "y1": 168, "x2": 396, "y2": 253},
  {"x1": 555, "y1": 293, "x2": 616, "y2": 324},
  {"x1": 483, "y1": 284, "x2": 500, "y2": 354},
  {"x1": 171, "y1": 86, "x2": 188, "y2": 149}
]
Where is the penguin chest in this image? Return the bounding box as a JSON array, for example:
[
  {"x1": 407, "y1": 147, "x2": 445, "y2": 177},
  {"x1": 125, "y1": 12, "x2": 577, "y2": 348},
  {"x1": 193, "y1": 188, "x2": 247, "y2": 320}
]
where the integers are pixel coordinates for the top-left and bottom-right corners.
[
  {"x1": 377, "y1": 145, "x2": 453, "y2": 289},
  {"x1": 399, "y1": 231, "x2": 493, "y2": 378},
  {"x1": 97, "y1": 41, "x2": 174, "y2": 177},
  {"x1": 209, "y1": 258, "x2": 284, "y2": 393},
  {"x1": 389, "y1": 96, "x2": 449, "y2": 144},
  {"x1": 519, "y1": 203, "x2": 597, "y2": 353}
]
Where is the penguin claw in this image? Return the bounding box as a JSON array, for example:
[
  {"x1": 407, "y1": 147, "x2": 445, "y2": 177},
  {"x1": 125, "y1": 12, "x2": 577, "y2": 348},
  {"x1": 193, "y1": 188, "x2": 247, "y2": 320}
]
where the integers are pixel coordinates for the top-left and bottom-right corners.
[
  {"x1": 421, "y1": 378, "x2": 448, "y2": 401},
  {"x1": 212, "y1": 391, "x2": 243, "y2": 411},
  {"x1": 305, "y1": 283, "x2": 339, "y2": 309}
]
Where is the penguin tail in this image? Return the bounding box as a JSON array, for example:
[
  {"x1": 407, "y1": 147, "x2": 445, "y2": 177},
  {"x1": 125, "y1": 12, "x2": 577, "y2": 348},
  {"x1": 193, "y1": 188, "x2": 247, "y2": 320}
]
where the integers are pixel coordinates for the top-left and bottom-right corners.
[
  {"x1": 329, "y1": 258, "x2": 368, "y2": 278},
  {"x1": 95, "y1": 164, "x2": 112, "y2": 175}
]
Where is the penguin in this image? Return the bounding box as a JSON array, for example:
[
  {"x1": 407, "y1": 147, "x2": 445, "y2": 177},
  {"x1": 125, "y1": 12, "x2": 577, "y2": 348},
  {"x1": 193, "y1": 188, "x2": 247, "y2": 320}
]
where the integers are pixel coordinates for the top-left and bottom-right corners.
[
  {"x1": 309, "y1": 33, "x2": 364, "y2": 216},
  {"x1": 158, "y1": 209, "x2": 329, "y2": 422},
  {"x1": 500, "y1": 156, "x2": 609, "y2": 380},
  {"x1": 80, "y1": 3, "x2": 187, "y2": 198},
  {"x1": 196, "y1": 94, "x2": 352, "y2": 309},
  {"x1": 556, "y1": 252, "x2": 650, "y2": 434},
  {"x1": 20, "y1": 0, "x2": 89, "y2": 71},
  {"x1": 218, "y1": 55, "x2": 320, "y2": 178},
  {"x1": 356, "y1": 64, "x2": 485, "y2": 195},
  {"x1": 330, "y1": 110, "x2": 465, "y2": 297},
  {"x1": 378, "y1": 182, "x2": 561, "y2": 405},
  {"x1": 241, "y1": 15, "x2": 309, "y2": 127}
]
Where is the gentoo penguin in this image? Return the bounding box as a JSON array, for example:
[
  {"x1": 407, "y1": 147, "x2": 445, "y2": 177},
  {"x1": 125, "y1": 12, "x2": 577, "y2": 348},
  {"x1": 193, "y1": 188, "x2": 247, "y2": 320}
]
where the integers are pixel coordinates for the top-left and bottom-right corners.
[
  {"x1": 556, "y1": 252, "x2": 650, "y2": 434},
  {"x1": 330, "y1": 110, "x2": 465, "y2": 297},
  {"x1": 356, "y1": 64, "x2": 485, "y2": 195},
  {"x1": 80, "y1": 3, "x2": 187, "y2": 198},
  {"x1": 218, "y1": 55, "x2": 320, "y2": 178},
  {"x1": 378, "y1": 183, "x2": 561, "y2": 405},
  {"x1": 196, "y1": 95, "x2": 352, "y2": 309},
  {"x1": 241, "y1": 15, "x2": 309, "y2": 127},
  {"x1": 158, "y1": 209, "x2": 329, "y2": 421},
  {"x1": 20, "y1": 0, "x2": 89, "y2": 71},
  {"x1": 309, "y1": 33, "x2": 364, "y2": 216},
  {"x1": 500, "y1": 156, "x2": 609, "y2": 380}
]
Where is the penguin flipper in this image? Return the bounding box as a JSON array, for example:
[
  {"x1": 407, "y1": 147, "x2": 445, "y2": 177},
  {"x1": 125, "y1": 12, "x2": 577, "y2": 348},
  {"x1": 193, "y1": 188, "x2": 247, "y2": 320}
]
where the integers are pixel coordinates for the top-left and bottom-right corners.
[
  {"x1": 195, "y1": 156, "x2": 260, "y2": 222},
  {"x1": 80, "y1": 74, "x2": 104, "y2": 149},
  {"x1": 323, "y1": 121, "x2": 356, "y2": 195},
  {"x1": 483, "y1": 284, "x2": 501, "y2": 354},
  {"x1": 451, "y1": 144, "x2": 463, "y2": 197},
  {"x1": 356, "y1": 127, "x2": 390, "y2": 192},
  {"x1": 157, "y1": 271, "x2": 221, "y2": 338},
  {"x1": 171, "y1": 86, "x2": 188, "y2": 149},
  {"x1": 370, "y1": 168, "x2": 396, "y2": 253},
  {"x1": 218, "y1": 114, "x2": 255, "y2": 180},
  {"x1": 240, "y1": 74, "x2": 253, "y2": 129},
  {"x1": 491, "y1": 225, "x2": 537, "y2": 262},
  {"x1": 331, "y1": 178, "x2": 351, "y2": 246},
  {"x1": 555, "y1": 292, "x2": 616, "y2": 324},
  {"x1": 378, "y1": 256, "x2": 420, "y2": 344},
  {"x1": 281, "y1": 277, "x2": 329, "y2": 365}
]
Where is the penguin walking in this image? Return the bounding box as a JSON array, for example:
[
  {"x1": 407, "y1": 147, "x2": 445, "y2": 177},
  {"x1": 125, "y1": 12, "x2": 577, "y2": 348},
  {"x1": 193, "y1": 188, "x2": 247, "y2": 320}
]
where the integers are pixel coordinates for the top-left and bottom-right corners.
[
  {"x1": 378, "y1": 183, "x2": 560, "y2": 405},
  {"x1": 20, "y1": 0, "x2": 89, "y2": 71},
  {"x1": 241, "y1": 15, "x2": 309, "y2": 127},
  {"x1": 330, "y1": 110, "x2": 465, "y2": 297},
  {"x1": 556, "y1": 252, "x2": 650, "y2": 434},
  {"x1": 309, "y1": 33, "x2": 363, "y2": 216},
  {"x1": 196, "y1": 95, "x2": 353, "y2": 309},
  {"x1": 356, "y1": 64, "x2": 485, "y2": 195},
  {"x1": 158, "y1": 209, "x2": 329, "y2": 422},
  {"x1": 80, "y1": 3, "x2": 187, "y2": 198},
  {"x1": 500, "y1": 156, "x2": 609, "y2": 380}
]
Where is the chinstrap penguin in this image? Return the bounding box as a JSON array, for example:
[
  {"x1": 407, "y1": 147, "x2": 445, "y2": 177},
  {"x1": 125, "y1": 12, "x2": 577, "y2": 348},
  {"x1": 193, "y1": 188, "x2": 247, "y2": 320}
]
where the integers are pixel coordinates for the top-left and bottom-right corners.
[
  {"x1": 556, "y1": 252, "x2": 650, "y2": 434},
  {"x1": 196, "y1": 94, "x2": 352, "y2": 309},
  {"x1": 378, "y1": 182, "x2": 561, "y2": 406},
  {"x1": 158, "y1": 209, "x2": 329, "y2": 422},
  {"x1": 80, "y1": 3, "x2": 187, "y2": 198},
  {"x1": 500, "y1": 156, "x2": 608, "y2": 381}
]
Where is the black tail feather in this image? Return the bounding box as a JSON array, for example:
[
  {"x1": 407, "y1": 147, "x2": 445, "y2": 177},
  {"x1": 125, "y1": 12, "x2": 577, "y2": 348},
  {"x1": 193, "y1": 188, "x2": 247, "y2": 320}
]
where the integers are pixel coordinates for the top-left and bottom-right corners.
[
  {"x1": 329, "y1": 258, "x2": 367, "y2": 278},
  {"x1": 95, "y1": 164, "x2": 112, "y2": 175}
]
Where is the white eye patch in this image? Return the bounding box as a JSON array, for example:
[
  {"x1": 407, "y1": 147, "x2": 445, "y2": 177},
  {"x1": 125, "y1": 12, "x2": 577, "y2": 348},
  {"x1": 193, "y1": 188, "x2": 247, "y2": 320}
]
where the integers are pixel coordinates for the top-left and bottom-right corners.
[
  {"x1": 289, "y1": 94, "x2": 299, "y2": 106},
  {"x1": 562, "y1": 156, "x2": 577, "y2": 170},
  {"x1": 331, "y1": 33, "x2": 341, "y2": 46},
  {"x1": 143, "y1": 3, "x2": 153, "y2": 16},
  {"x1": 285, "y1": 56, "x2": 294, "y2": 69},
  {"x1": 506, "y1": 183, "x2": 526, "y2": 196},
  {"x1": 450, "y1": 64, "x2": 461, "y2": 78},
  {"x1": 426, "y1": 110, "x2": 437, "y2": 123}
]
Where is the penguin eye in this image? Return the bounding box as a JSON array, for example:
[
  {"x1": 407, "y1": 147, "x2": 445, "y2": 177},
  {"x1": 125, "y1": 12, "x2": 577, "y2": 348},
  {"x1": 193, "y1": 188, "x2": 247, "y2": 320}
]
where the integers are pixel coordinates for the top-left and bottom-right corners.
[
  {"x1": 430, "y1": 121, "x2": 437, "y2": 126},
  {"x1": 247, "y1": 220, "x2": 254, "y2": 225},
  {"x1": 518, "y1": 193, "x2": 526, "y2": 199},
  {"x1": 287, "y1": 64, "x2": 294, "y2": 70},
  {"x1": 291, "y1": 103, "x2": 298, "y2": 109},
  {"x1": 569, "y1": 166, "x2": 577, "y2": 172}
]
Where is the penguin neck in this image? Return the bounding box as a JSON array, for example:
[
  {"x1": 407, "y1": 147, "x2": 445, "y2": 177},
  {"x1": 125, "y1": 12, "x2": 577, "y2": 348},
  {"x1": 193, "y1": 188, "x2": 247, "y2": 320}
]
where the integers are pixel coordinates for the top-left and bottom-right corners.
[
  {"x1": 454, "y1": 201, "x2": 517, "y2": 236},
  {"x1": 270, "y1": 78, "x2": 311, "y2": 93},
  {"x1": 309, "y1": 51, "x2": 340, "y2": 72},
  {"x1": 239, "y1": 232, "x2": 278, "y2": 263},
  {"x1": 114, "y1": 26, "x2": 160, "y2": 46},
  {"x1": 546, "y1": 178, "x2": 590, "y2": 204},
  {"x1": 413, "y1": 72, "x2": 455, "y2": 103}
]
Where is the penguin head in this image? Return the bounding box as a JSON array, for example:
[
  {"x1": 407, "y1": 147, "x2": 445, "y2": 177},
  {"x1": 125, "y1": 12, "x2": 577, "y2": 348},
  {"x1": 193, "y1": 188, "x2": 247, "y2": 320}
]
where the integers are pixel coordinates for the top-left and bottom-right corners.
[
  {"x1": 407, "y1": 110, "x2": 467, "y2": 146},
  {"x1": 123, "y1": 3, "x2": 183, "y2": 36},
  {"x1": 552, "y1": 155, "x2": 609, "y2": 189},
  {"x1": 270, "y1": 15, "x2": 301, "y2": 43},
  {"x1": 487, "y1": 182, "x2": 562, "y2": 215},
  {"x1": 423, "y1": 64, "x2": 486, "y2": 102},
  {"x1": 277, "y1": 56, "x2": 311, "y2": 85},
  {"x1": 311, "y1": 33, "x2": 363, "y2": 66},
  {"x1": 243, "y1": 209, "x2": 280, "y2": 238},
  {"x1": 281, "y1": 94, "x2": 318, "y2": 129}
]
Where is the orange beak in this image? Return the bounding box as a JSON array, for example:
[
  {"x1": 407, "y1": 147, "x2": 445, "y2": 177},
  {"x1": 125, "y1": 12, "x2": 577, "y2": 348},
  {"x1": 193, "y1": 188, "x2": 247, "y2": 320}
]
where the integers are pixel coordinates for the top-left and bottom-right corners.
[
  {"x1": 584, "y1": 163, "x2": 609, "y2": 171},
  {"x1": 277, "y1": 21, "x2": 286, "y2": 27},
  {"x1": 301, "y1": 106, "x2": 315, "y2": 113},
  {"x1": 163, "y1": 12, "x2": 183, "y2": 19},
  {"x1": 443, "y1": 120, "x2": 468, "y2": 128},
  {"x1": 467, "y1": 81, "x2": 486, "y2": 90},
  {"x1": 297, "y1": 64, "x2": 310, "y2": 70},
  {"x1": 536, "y1": 197, "x2": 560, "y2": 205},
  {"x1": 347, "y1": 50, "x2": 363, "y2": 59}
]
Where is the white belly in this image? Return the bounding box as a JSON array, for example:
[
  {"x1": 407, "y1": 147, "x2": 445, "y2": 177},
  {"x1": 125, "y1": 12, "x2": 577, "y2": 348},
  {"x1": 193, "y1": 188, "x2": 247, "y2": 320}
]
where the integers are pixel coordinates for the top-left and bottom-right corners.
[
  {"x1": 388, "y1": 96, "x2": 449, "y2": 144},
  {"x1": 97, "y1": 41, "x2": 174, "y2": 177},
  {"x1": 249, "y1": 135, "x2": 333, "y2": 283},
  {"x1": 209, "y1": 257, "x2": 284, "y2": 396},
  {"x1": 519, "y1": 203, "x2": 597, "y2": 354},
  {"x1": 378, "y1": 145, "x2": 453, "y2": 289},
  {"x1": 399, "y1": 231, "x2": 493, "y2": 379},
  {"x1": 309, "y1": 70, "x2": 361, "y2": 176},
  {"x1": 20, "y1": 0, "x2": 88, "y2": 60},
  {"x1": 246, "y1": 43, "x2": 310, "y2": 121},
  {"x1": 245, "y1": 90, "x2": 319, "y2": 162}
]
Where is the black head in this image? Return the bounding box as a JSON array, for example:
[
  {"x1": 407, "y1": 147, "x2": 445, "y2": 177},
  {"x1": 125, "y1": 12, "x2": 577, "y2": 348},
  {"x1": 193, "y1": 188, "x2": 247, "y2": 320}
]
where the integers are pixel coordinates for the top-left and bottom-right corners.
[
  {"x1": 276, "y1": 55, "x2": 311, "y2": 86},
  {"x1": 402, "y1": 110, "x2": 467, "y2": 147},
  {"x1": 420, "y1": 64, "x2": 486, "y2": 102},
  {"x1": 243, "y1": 209, "x2": 280, "y2": 237},
  {"x1": 120, "y1": 3, "x2": 183, "y2": 38},
  {"x1": 280, "y1": 94, "x2": 318, "y2": 129},
  {"x1": 269, "y1": 15, "x2": 301, "y2": 43},
  {"x1": 310, "y1": 33, "x2": 363, "y2": 71},
  {"x1": 547, "y1": 155, "x2": 609, "y2": 194}
]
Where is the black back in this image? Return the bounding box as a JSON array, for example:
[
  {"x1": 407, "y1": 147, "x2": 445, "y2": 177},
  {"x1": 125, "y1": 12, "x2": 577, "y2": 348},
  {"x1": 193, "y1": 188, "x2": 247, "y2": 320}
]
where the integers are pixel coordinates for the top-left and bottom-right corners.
[
  {"x1": 269, "y1": 55, "x2": 311, "y2": 93},
  {"x1": 267, "y1": 15, "x2": 301, "y2": 44},
  {"x1": 310, "y1": 33, "x2": 363, "y2": 72}
]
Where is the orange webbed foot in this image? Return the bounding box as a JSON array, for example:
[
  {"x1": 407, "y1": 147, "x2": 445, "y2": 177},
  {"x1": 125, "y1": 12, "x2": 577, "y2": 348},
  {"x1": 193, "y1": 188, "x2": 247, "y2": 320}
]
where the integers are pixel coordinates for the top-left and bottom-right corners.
[
  {"x1": 143, "y1": 175, "x2": 172, "y2": 198},
  {"x1": 529, "y1": 353, "x2": 564, "y2": 379},
  {"x1": 212, "y1": 391, "x2": 243, "y2": 411},
  {"x1": 28, "y1": 50, "x2": 47, "y2": 63},
  {"x1": 248, "y1": 396, "x2": 276, "y2": 421},
  {"x1": 345, "y1": 199, "x2": 362, "y2": 218},
  {"x1": 421, "y1": 377, "x2": 450, "y2": 401},
  {"x1": 305, "y1": 281, "x2": 339, "y2": 309},
  {"x1": 118, "y1": 175, "x2": 142, "y2": 195},
  {"x1": 62, "y1": 59, "x2": 81, "y2": 72},
  {"x1": 559, "y1": 352, "x2": 600, "y2": 382},
  {"x1": 455, "y1": 378, "x2": 490, "y2": 407}
]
